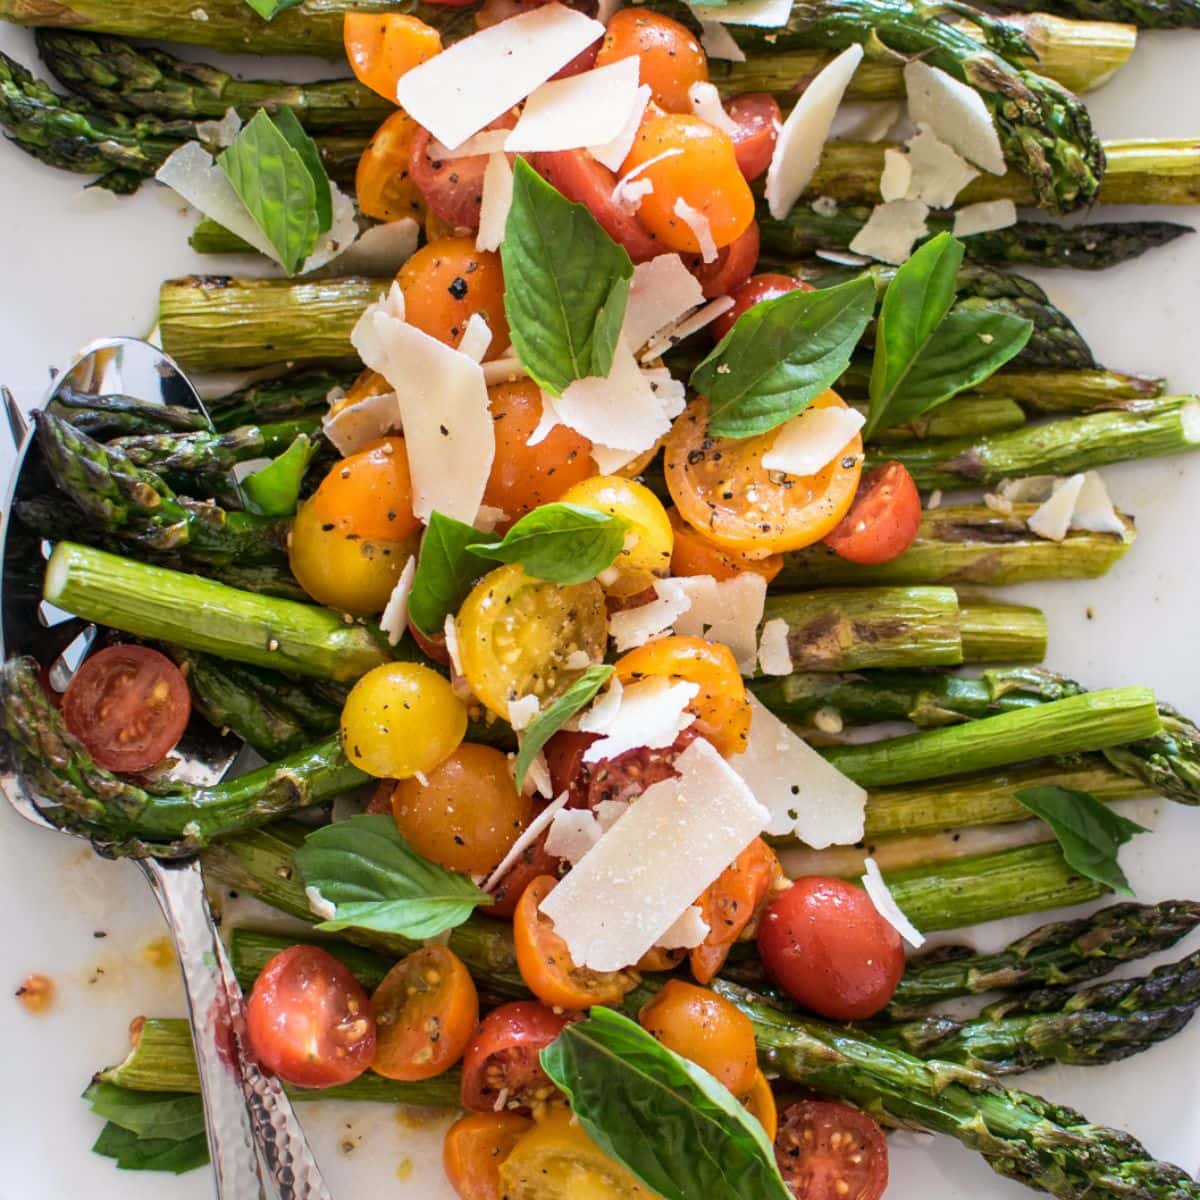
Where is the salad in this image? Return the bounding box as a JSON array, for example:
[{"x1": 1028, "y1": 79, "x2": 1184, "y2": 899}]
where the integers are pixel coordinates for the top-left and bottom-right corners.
[{"x1": 2, "y1": 0, "x2": 1200, "y2": 1198}]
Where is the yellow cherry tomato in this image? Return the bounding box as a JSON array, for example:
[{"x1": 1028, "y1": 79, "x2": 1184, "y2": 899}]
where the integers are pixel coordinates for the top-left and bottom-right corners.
[
  {"x1": 344, "y1": 13, "x2": 441, "y2": 102},
  {"x1": 443, "y1": 1111, "x2": 533, "y2": 1200},
  {"x1": 743, "y1": 1070, "x2": 778, "y2": 1140},
  {"x1": 307, "y1": 436, "x2": 421, "y2": 544},
  {"x1": 356, "y1": 110, "x2": 426, "y2": 224}
]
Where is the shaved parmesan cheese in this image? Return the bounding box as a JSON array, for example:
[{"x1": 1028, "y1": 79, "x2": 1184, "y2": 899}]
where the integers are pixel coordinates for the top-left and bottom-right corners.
[
  {"x1": 526, "y1": 389, "x2": 563, "y2": 448},
  {"x1": 698, "y1": 20, "x2": 746, "y2": 61},
  {"x1": 655, "y1": 906, "x2": 710, "y2": 950},
  {"x1": 862, "y1": 857, "x2": 925, "y2": 947},
  {"x1": 880, "y1": 148, "x2": 912, "y2": 204},
  {"x1": 903, "y1": 125, "x2": 979, "y2": 208},
  {"x1": 591, "y1": 82, "x2": 652, "y2": 172},
  {"x1": 688, "y1": 81, "x2": 739, "y2": 136},
  {"x1": 984, "y1": 491, "x2": 1014, "y2": 516},
  {"x1": 1070, "y1": 472, "x2": 1126, "y2": 536},
  {"x1": 757, "y1": 616, "x2": 793, "y2": 676},
  {"x1": 673, "y1": 198, "x2": 718, "y2": 263},
  {"x1": 762, "y1": 405, "x2": 865, "y2": 477},
  {"x1": 612, "y1": 149, "x2": 681, "y2": 214},
  {"x1": 608, "y1": 577, "x2": 693, "y2": 651},
  {"x1": 396, "y1": 4, "x2": 604, "y2": 149},
  {"x1": 594, "y1": 799, "x2": 630, "y2": 831},
  {"x1": 578, "y1": 674, "x2": 624, "y2": 733},
  {"x1": 476, "y1": 152, "x2": 515, "y2": 253},
  {"x1": 196, "y1": 107, "x2": 242, "y2": 148},
  {"x1": 508, "y1": 694, "x2": 540, "y2": 732},
  {"x1": 954, "y1": 198, "x2": 1018, "y2": 238},
  {"x1": 997, "y1": 475, "x2": 1058, "y2": 504},
  {"x1": 589, "y1": 444, "x2": 643, "y2": 474},
  {"x1": 483, "y1": 354, "x2": 528, "y2": 386},
  {"x1": 829, "y1": 100, "x2": 902, "y2": 143},
  {"x1": 545, "y1": 807, "x2": 602, "y2": 864},
  {"x1": 379, "y1": 555, "x2": 416, "y2": 646},
  {"x1": 1028, "y1": 472, "x2": 1086, "y2": 542},
  {"x1": 904, "y1": 61, "x2": 1005, "y2": 176},
  {"x1": 692, "y1": 0, "x2": 793, "y2": 27},
  {"x1": 539, "y1": 739, "x2": 769, "y2": 970},
  {"x1": 321, "y1": 389, "x2": 400, "y2": 456},
  {"x1": 507, "y1": 57, "x2": 641, "y2": 153},
  {"x1": 580, "y1": 676, "x2": 698, "y2": 762},
  {"x1": 331, "y1": 218, "x2": 420, "y2": 277},
  {"x1": 444, "y1": 615, "x2": 466, "y2": 683},
  {"x1": 732, "y1": 695, "x2": 867, "y2": 848},
  {"x1": 640, "y1": 296, "x2": 734, "y2": 363},
  {"x1": 624, "y1": 255, "x2": 706, "y2": 352},
  {"x1": 474, "y1": 504, "x2": 508, "y2": 533},
  {"x1": 430, "y1": 129, "x2": 511, "y2": 159},
  {"x1": 525, "y1": 749, "x2": 554, "y2": 799},
  {"x1": 815, "y1": 248, "x2": 871, "y2": 267},
  {"x1": 458, "y1": 313, "x2": 494, "y2": 363},
  {"x1": 305, "y1": 885, "x2": 337, "y2": 923},
  {"x1": 482, "y1": 791, "x2": 570, "y2": 893},
  {"x1": 849, "y1": 199, "x2": 930, "y2": 264},
  {"x1": 764, "y1": 45, "x2": 863, "y2": 220},
  {"x1": 671, "y1": 573, "x2": 767, "y2": 674}
]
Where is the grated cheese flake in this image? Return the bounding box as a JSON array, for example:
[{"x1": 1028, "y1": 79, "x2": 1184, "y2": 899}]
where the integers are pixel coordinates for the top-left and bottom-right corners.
[
  {"x1": 1070, "y1": 471, "x2": 1126, "y2": 536},
  {"x1": 379, "y1": 555, "x2": 417, "y2": 646},
  {"x1": 954, "y1": 199, "x2": 1019, "y2": 239},
  {"x1": 608, "y1": 577, "x2": 693, "y2": 651},
  {"x1": 762, "y1": 405, "x2": 865, "y2": 477},
  {"x1": 332, "y1": 217, "x2": 420, "y2": 277},
  {"x1": 655, "y1": 905, "x2": 710, "y2": 950},
  {"x1": 591, "y1": 82, "x2": 653, "y2": 172},
  {"x1": 671, "y1": 573, "x2": 766, "y2": 674},
  {"x1": 698, "y1": 20, "x2": 746, "y2": 60},
  {"x1": 623, "y1": 255, "x2": 706, "y2": 352},
  {"x1": 902, "y1": 125, "x2": 979, "y2": 209},
  {"x1": 1027, "y1": 472, "x2": 1086, "y2": 542},
  {"x1": 849, "y1": 199, "x2": 930, "y2": 264},
  {"x1": 612, "y1": 148, "x2": 681, "y2": 214},
  {"x1": 880, "y1": 148, "x2": 912, "y2": 204},
  {"x1": 862, "y1": 857, "x2": 926, "y2": 947},
  {"x1": 688, "y1": 81, "x2": 740, "y2": 136},
  {"x1": 580, "y1": 676, "x2": 698, "y2": 762},
  {"x1": 322, "y1": 389, "x2": 401, "y2": 456},
  {"x1": 457, "y1": 313, "x2": 494, "y2": 363},
  {"x1": 545, "y1": 807, "x2": 603, "y2": 864},
  {"x1": 476, "y1": 152, "x2": 515, "y2": 253},
  {"x1": 904, "y1": 61, "x2": 1006, "y2": 176},
  {"x1": 508, "y1": 693, "x2": 541, "y2": 732},
  {"x1": 482, "y1": 791, "x2": 570, "y2": 893},
  {"x1": 673, "y1": 198, "x2": 719, "y2": 263},
  {"x1": 430, "y1": 129, "x2": 512, "y2": 160},
  {"x1": 691, "y1": 0, "x2": 793, "y2": 28},
  {"x1": 757, "y1": 616, "x2": 793, "y2": 676},
  {"x1": 506, "y1": 57, "x2": 642, "y2": 154},
  {"x1": 640, "y1": 296, "x2": 735, "y2": 363}
]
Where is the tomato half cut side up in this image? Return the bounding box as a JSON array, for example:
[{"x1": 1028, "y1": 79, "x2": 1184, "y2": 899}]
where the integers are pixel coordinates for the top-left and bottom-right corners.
[
  {"x1": 775, "y1": 1100, "x2": 889, "y2": 1200},
  {"x1": 823, "y1": 461, "x2": 923, "y2": 566},
  {"x1": 61, "y1": 644, "x2": 191, "y2": 774},
  {"x1": 460, "y1": 1000, "x2": 571, "y2": 1114}
]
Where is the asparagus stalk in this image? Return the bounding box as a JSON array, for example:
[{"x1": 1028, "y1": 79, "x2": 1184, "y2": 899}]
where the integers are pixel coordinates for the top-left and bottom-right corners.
[
  {"x1": 854, "y1": 397, "x2": 1027, "y2": 443},
  {"x1": 109, "y1": 415, "x2": 323, "y2": 473},
  {"x1": 48, "y1": 385, "x2": 211, "y2": 439},
  {"x1": 986, "y1": 0, "x2": 1200, "y2": 30},
  {"x1": 206, "y1": 368, "x2": 354, "y2": 431}
]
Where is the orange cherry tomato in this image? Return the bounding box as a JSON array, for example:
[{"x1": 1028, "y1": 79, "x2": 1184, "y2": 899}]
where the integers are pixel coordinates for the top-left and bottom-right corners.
[
  {"x1": 595, "y1": 9, "x2": 708, "y2": 114},
  {"x1": 344, "y1": 13, "x2": 442, "y2": 102},
  {"x1": 622, "y1": 114, "x2": 754, "y2": 255},
  {"x1": 638, "y1": 979, "x2": 757, "y2": 1096},
  {"x1": 615, "y1": 635, "x2": 750, "y2": 758},
  {"x1": 443, "y1": 1112, "x2": 534, "y2": 1200},
  {"x1": 371, "y1": 946, "x2": 479, "y2": 1081},
  {"x1": 307, "y1": 435, "x2": 421, "y2": 543},
  {"x1": 483, "y1": 380, "x2": 596, "y2": 526},
  {"x1": 513, "y1": 876, "x2": 641, "y2": 1010},
  {"x1": 665, "y1": 393, "x2": 864, "y2": 555},
  {"x1": 823, "y1": 461, "x2": 923, "y2": 566},
  {"x1": 710, "y1": 273, "x2": 808, "y2": 343},
  {"x1": 333, "y1": 367, "x2": 390, "y2": 415},
  {"x1": 687, "y1": 220, "x2": 761, "y2": 300},
  {"x1": 726, "y1": 94, "x2": 781, "y2": 182},
  {"x1": 691, "y1": 837, "x2": 782, "y2": 984},
  {"x1": 744, "y1": 1070, "x2": 778, "y2": 1140},
  {"x1": 356, "y1": 110, "x2": 426, "y2": 224},
  {"x1": 667, "y1": 507, "x2": 782, "y2": 584}
]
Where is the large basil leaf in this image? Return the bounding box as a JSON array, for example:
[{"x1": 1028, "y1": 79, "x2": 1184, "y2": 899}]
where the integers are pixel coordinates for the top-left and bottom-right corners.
[
  {"x1": 407, "y1": 511, "x2": 493, "y2": 636},
  {"x1": 541, "y1": 1008, "x2": 791, "y2": 1200},
  {"x1": 514, "y1": 663, "x2": 613, "y2": 787},
  {"x1": 502, "y1": 159, "x2": 633, "y2": 396},
  {"x1": 1015, "y1": 785, "x2": 1147, "y2": 896},
  {"x1": 242, "y1": 0, "x2": 306, "y2": 19},
  {"x1": 693, "y1": 275, "x2": 876, "y2": 439},
  {"x1": 85, "y1": 1083, "x2": 208, "y2": 1174},
  {"x1": 92, "y1": 1123, "x2": 209, "y2": 1174},
  {"x1": 468, "y1": 503, "x2": 626, "y2": 585},
  {"x1": 271, "y1": 106, "x2": 332, "y2": 233},
  {"x1": 295, "y1": 814, "x2": 492, "y2": 937}
]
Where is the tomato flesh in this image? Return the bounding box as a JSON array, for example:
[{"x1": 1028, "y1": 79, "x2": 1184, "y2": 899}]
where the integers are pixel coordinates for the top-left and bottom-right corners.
[
  {"x1": 823, "y1": 461, "x2": 923, "y2": 565},
  {"x1": 688, "y1": 221, "x2": 761, "y2": 299},
  {"x1": 486, "y1": 825, "x2": 564, "y2": 919},
  {"x1": 62, "y1": 644, "x2": 190, "y2": 774},
  {"x1": 727, "y1": 93, "x2": 781, "y2": 182},
  {"x1": 409, "y1": 114, "x2": 515, "y2": 232},
  {"x1": 460, "y1": 1000, "x2": 570, "y2": 1113},
  {"x1": 711, "y1": 273, "x2": 807, "y2": 342},
  {"x1": 775, "y1": 1100, "x2": 889, "y2": 1200},
  {"x1": 356, "y1": 110, "x2": 425, "y2": 224}
]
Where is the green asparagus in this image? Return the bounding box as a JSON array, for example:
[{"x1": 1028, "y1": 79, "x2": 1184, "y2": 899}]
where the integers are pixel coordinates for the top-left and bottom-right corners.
[
  {"x1": 958, "y1": 601, "x2": 1048, "y2": 663},
  {"x1": 110, "y1": 415, "x2": 323, "y2": 473},
  {"x1": 986, "y1": 0, "x2": 1200, "y2": 30},
  {"x1": 206, "y1": 368, "x2": 354, "y2": 431},
  {"x1": 854, "y1": 397, "x2": 1027, "y2": 443},
  {"x1": 48, "y1": 385, "x2": 210, "y2": 438}
]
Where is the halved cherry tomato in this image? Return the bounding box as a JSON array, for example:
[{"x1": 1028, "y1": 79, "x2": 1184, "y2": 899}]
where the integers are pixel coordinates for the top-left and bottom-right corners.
[
  {"x1": 356, "y1": 110, "x2": 426, "y2": 224},
  {"x1": 333, "y1": 366, "x2": 391, "y2": 415},
  {"x1": 710, "y1": 273, "x2": 808, "y2": 342},
  {"x1": 823, "y1": 461, "x2": 922, "y2": 566},
  {"x1": 637, "y1": 946, "x2": 688, "y2": 973},
  {"x1": 727, "y1": 93, "x2": 782, "y2": 182},
  {"x1": 398, "y1": 237, "x2": 510, "y2": 360},
  {"x1": 370, "y1": 946, "x2": 478, "y2": 1080},
  {"x1": 666, "y1": 394, "x2": 863, "y2": 555},
  {"x1": 775, "y1": 1100, "x2": 889, "y2": 1200},
  {"x1": 246, "y1": 945, "x2": 375, "y2": 1088},
  {"x1": 595, "y1": 9, "x2": 707, "y2": 114},
  {"x1": 691, "y1": 836, "x2": 782, "y2": 984},
  {"x1": 487, "y1": 825, "x2": 564, "y2": 919},
  {"x1": 484, "y1": 380, "x2": 596, "y2": 525},
  {"x1": 622, "y1": 114, "x2": 754, "y2": 255},
  {"x1": 514, "y1": 876, "x2": 641, "y2": 1010},
  {"x1": 409, "y1": 614, "x2": 452, "y2": 666},
  {"x1": 615, "y1": 635, "x2": 750, "y2": 758},
  {"x1": 366, "y1": 781, "x2": 395, "y2": 815},
  {"x1": 410, "y1": 114, "x2": 516, "y2": 232},
  {"x1": 546, "y1": 727, "x2": 696, "y2": 810},
  {"x1": 533, "y1": 149, "x2": 661, "y2": 262},
  {"x1": 62, "y1": 645, "x2": 190, "y2": 774},
  {"x1": 344, "y1": 13, "x2": 442, "y2": 102},
  {"x1": 638, "y1": 979, "x2": 757, "y2": 1096},
  {"x1": 758, "y1": 876, "x2": 905, "y2": 1021},
  {"x1": 308, "y1": 436, "x2": 421, "y2": 543},
  {"x1": 460, "y1": 1000, "x2": 570, "y2": 1113},
  {"x1": 744, "y1": 1070, "x2": 778, "y2": 1140},
  {"x1": 667, "y1": 507, "x2": 783, "y2": 584},
  {"x1": 688, "y1": 220, "x2": 761, "y2": 299},
  {"x1": 444, "y1": 1111, "x2": 534, "y2": 1200}
]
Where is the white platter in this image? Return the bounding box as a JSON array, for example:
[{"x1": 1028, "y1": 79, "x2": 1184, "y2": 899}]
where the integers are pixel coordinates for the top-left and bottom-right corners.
[{"x1": 0, "y1": 23, "x2": 1197, "y2": 1199}]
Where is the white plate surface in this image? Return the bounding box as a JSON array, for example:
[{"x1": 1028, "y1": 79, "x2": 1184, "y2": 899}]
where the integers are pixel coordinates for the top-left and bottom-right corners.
[{"x1": 0, "y1": 24, "x2": 1198, "y2": 1200}]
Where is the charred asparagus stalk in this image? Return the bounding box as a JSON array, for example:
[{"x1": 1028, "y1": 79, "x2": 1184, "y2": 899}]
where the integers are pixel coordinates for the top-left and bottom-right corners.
[
  {"x1": 985, "y1": 0, "x2": 1200, "y2": 30},
  {"x1": 109, "y1": 415, "x2": 323, "y2": 473}
]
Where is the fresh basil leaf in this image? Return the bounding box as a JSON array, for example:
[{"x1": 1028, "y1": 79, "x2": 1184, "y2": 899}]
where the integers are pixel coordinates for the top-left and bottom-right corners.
[
  {"x1": 240, "y1": 433, "x2": 317, "y2": 516},
  {"x1": 514, "y1": 664, "x2": 613, "y2": 787},
  {"x1": 242, "y1": 0, "x2": 306, "y2": 20},
  {"x1": 502, "y1": 158, "x2": 633, "y2": 396},
  {"x1": 866, "y1": 232, "x2": 1032, "y2": 437},
  {"x1": 693, "y1": 275, "x2": 876, "y2": 439},
  {"x1": 270, "y1": 106, "x2": 332, "y2": 234},
  {"x1": 408, "y1": 511, "x2": 493, "y2": 637},
  {"x1": 85, "y1": 1083, "x2": 206, "y2": 1142},
  {"x1": 541, "y1": 1008, "x2": 791, "y2": 1200},
  {"x1": 219, "y1": 109, "x2": 319, "y2": 275},
  {"x1": 468, "y1": 503, "x2": 626, "y2": 585},
  {"x1": 93, "y1": 1122, "x2": 209, "y2": 1174},
  {"x1": 295, "y1": 813, "x2": 492, "y2": 937},
  {"x1": 1015, "y1": 785, "x2": 1148, "y2": 896}
]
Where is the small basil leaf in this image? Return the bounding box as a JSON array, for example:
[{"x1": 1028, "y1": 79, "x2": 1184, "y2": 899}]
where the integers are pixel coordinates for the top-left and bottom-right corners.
[
  {"x1": 270, "y1": 106, "x2": 332, "y2": 234},
  {"x1": 502, "y1": 158, "x2": 634, "y2": 396},
  {"x1": 294, "y1": 813, "x2": 492, "y2": 938},
  {"x1": 241, "y1": 0, "x2": 306, "y2": 19},
  {"x1": 218, "y1": 109, "x2": 319, "y2": 274},
  {"x1": 93, "y1": 1123, "x2": 210, "y2": 1174},
  {"x1": 1015, "y1": 785, "x2": 1148, "y2": 896},
  {"x1": 408, "y1": 511, "x2": 493, "y2": 637},
  {"x1": 541, "y1": 1008, "x2": 791, "y2": 1200},
  {"x1": 693, "y1": 275, "x2": 876, "y2": 439},
  {"x1": 514, "y1": 664, "x2": 613, "y2": 787},
  {"x1": 468, "y1": 503, "x2": 626, "y2": 585},
  {"x1": 240, "y1": 433, "x2": 317, "y2": 516},
  {"x1": 84, "y1": 1083, "x2": 206, "y2": 1142}
]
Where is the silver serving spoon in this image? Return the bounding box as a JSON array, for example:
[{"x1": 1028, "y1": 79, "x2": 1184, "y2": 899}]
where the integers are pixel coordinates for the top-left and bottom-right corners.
[{"x1": 0, "y1": 338, "x2": 332, "y2": 1200}]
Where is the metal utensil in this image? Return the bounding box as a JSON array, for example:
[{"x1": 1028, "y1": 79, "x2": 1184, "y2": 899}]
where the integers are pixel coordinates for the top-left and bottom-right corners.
[{"x1": 0, "y1": 338, "x2": 332, "y2": 1200}]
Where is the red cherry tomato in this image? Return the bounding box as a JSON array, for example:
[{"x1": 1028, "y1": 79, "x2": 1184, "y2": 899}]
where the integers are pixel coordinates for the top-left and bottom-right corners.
[
  {"x1": 545, "y1": 728, "x2": 696, "y2": 811},
  {"x1": 61, "y1": 644, "x2": 191, "y2": 774},
  {"x1": 532, "y1": 150, "x2": 662, "y2": 262},
  {"x1": 688, "y1": 220, "x2": 761, "y2": 299},
  {"x1": 758, "y1": 877, "x2": 905, "y2": 1021},
  {"x1": 246, "y1": 946, "x2": 376, "y2": 1088},
  {"x1": 460, "y1": 1001, "x2": 570, "y2": 1113},
  {"x1": 487, "y1": 825, "x2": 563, "y2": 919},
  {"x1": 408, "y1": 616, "x2": 452, "y2": 666},
  {"x1": 710, "y1": 272, "x2": 808, "y2": 342},
  {"x1": 774, "y1": 1100, "x2": 889, "y2": 1200},
  {"x1": 726, "y1": 93, "x2": 781, "y2": 182},
  {"x1": 409, "y1": 114, "x2": 515, "y2": 232},
  {"x1": 823, "y1": 462, "x2": 923, "y2": 566}
]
